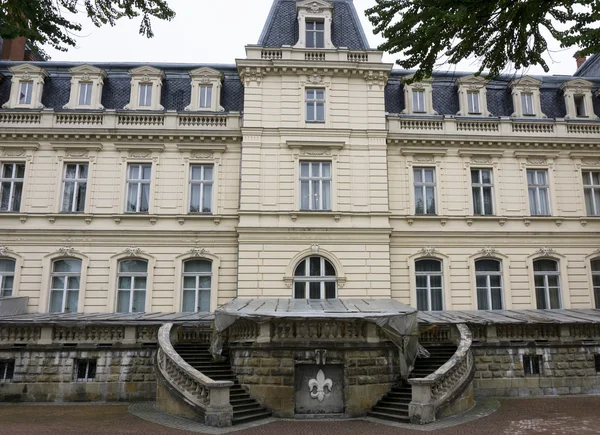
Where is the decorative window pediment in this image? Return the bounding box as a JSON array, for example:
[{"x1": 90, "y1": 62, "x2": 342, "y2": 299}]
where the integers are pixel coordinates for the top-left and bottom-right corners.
[
  {"x1": 456, "y1": 75, "x2": 491, "y2": 117},
  {"x1": 402, "y1": 76, "x2": 437, "y2": 115},
  {"x1": 2, "y1": 64, "x2": 48, "y2": 110},
  {"x1": 124, "y1": 65, "x2": 164, "y2": 111},
  {"x1": 63, "y1": 65, "x2": 107, "y2": 111},
  {"x1": 560, "y1": 78, "x2": 597, "y2": 120},
  {"x1": 294, "y1": 0, "x2": 335, "y2": 50},
  {"x1": 185, "y1": 67, "x2": 224, "y2": 112},
  {"x1": 510, "y1": 76, "x2": 545, "y2": 118}
]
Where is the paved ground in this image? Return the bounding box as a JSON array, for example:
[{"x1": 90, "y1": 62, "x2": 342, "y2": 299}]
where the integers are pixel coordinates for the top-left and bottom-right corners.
[{"x1": 1, "y1": 396, "x2": 600, "y2": 434}]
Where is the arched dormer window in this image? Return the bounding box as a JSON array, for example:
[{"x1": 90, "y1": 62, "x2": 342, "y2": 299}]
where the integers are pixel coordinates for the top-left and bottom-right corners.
[
  {"x1": 116, "y1": 259, "x2": 148, "y2": 313},
  {"x1": 591, "y1": 259, "x2": 600, "y2": 308},
  {"x1": 49, "y1": 258, "x2": 81, "y2": 313},
  {"x1": 182, "y1": 259, "x2": 212, "y2": 312},
  {"x1": 415, "y1": 258, "x2": 443, "y2": 311},
  {"x1": 533, "y1": 259, "x2": 561, "y2": 309},
  {"x1": 293, "y1": 256, "x2": 336, "y2": 299}
]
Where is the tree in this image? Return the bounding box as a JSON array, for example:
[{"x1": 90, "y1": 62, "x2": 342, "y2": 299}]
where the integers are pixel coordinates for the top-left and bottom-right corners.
[
  {"x1": 0, "y1": 0, "x2": 175, "y2": 54},
  {"x1": 366, "y1": 0, "x2": 599, "y2": 81}
]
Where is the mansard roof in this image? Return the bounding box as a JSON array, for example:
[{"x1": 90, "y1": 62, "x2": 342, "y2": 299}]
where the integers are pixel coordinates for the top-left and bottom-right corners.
[
  {"x1": 0, "y1": 61, "x2": 244, "y2": 113},
  {"x1": 258, "y1": 0, "x2": 370, "y2": 50},
  {"x1": 575, "y1": 54, "x2": 600, "y2": 77}
]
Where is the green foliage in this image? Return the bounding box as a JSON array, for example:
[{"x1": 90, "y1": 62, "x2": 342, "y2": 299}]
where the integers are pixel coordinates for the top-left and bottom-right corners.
[
  {"x1": 0, "y1": 0, "x2": 175, "y2": 52},
  {"x1": 366, "y1": 0, "x2": 599, "y2": 81}
]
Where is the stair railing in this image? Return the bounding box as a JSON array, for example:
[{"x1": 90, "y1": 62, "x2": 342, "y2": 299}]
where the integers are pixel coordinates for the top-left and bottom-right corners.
[
  {"x1": 408, "y1": 323, "x2": 474, "y2": 424},
  {"x1": 157, "y1": 323, "x2": 234, "y2": 427}
]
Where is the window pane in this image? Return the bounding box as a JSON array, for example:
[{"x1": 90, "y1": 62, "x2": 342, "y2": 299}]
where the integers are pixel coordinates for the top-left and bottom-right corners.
[
  {"x1": 476, "y1": 275, "x2": 487, "y2": 288},
  {"x1": 67, "y1": 276, "x2": 80, "y2": 290},
  {"x1": 134, "y1": 277, "x2": 147, "y2": 290},
  {"x1": 535, "y1": 287, "x2": 547, "y2": 309},
  {"x1": 118, "y1": 276, "x2": 132, "y2": 289},
  {"x1": 182, "y1": 290, "x2": 195, "y2": 312},
  {"x1": 489, "y1": 275, "x2": 502, "y2": 288},
  {"x1": 295, "y1": 259, "x2": 306, "y2": 277},
  {"x1": 51, "y1": 276, "x2": 65, "y2": 290},
  {"x1": 1, "y1": 276, "x2": 13, "y2": 296},
  {"x1": 430, "y1": 275, "x2": 442, "y2": 288},
  {"x1": 310, "y1": 257, "x2": 321, "y2": 276},
  {"x1": 316, "y1": 32, "x2": 325, "y2": 48},
  {"x1": 316, "y1": 102, "x2": 324, "y2": 121},
  {"x1": 477, "y1": 287, "x2": 489, "y2": 310},
  {"x1": 202, "y1": 183, "x2": 212, "y2": 213},
  {"x1": 483, "y1": 187, "x2": 493, "y2": 214},
  {"x1": 132, "y1": 291, "x2": 145, "y2": 312},
  {"x1": 481, "y1": 170, "x2": 492, "y2": 184},
  {"x1": 325, "y1": 281, "x2": 336, "y2": 299},
  {"x1": 472, "y1": 187, "x2": 482, "y2": 215},
  {"x1": 184, "y1": 260, "x2": 211, "y2": 273},
  {"x1": 11, "y1": 183, "x2": 22, "y2": 212},
  {"x1": 116, "y1": 290, "x2": 130, "y2": 313},
  {"x1": 491, "y1": 288, "x2": 503, "y2": 310},
  {"x1": 183, "y1": 276, "x2": 196, "y2": 289},
  {"x1": 426, "y1": 187, "x2": 435, "y2": 214},
  {"x1": 414, "y1": 186, "x2": 424, "y2": 214},
  {"x1": 534, "y1": 260, "x2": 558, "y2": 272},
  {"x1": 312, "y1": 180, "x2": 320, "y2": 209},
  {"x1": 66, "y1": 291, "x2": 79, "y2": 313},
  {"x1": 322, "y1": 180, "x2": 331, "y2": 210},
  {"x1": 53, "y1": 259, "x2": 82, "y2": 273},
  {"x1": 127, "y1": 183, "x2": 138, "y2": 212},
  {"x1": 49, "y1": 291, "x2": 64, "y2": 313},
  {"x1": 65, "y1": 164, "x2": 77, "y2": 179},
  {"x1": 0, "y1": 259, "x2": 15, "y2": 273},
  {"x1": 300, "y1": 163, "x2": 309, "y2": 178},
  {"x1": 294, "y1": 282, "x2": 306, "y2": 299},
  {"x1": 309, "y1": 282, "x2": 321, "y2": 299},
  {"x1": 190, "y1": 184, "x2": 201, "y2": 213},
  {"x1": 416, "y1": 275, "x2": 427, "y2": 289},
  {"x1": 592, "y1": 260, "x2": 600, "y2": 271},
  {"x1": 142, "y1": 165, "x2": 152, "y2": 180},
  {"x1": 476, "y1": 260, "x2": 501, "y2": 272},
  {"x1": 416, "y1": 260, "x2": 441, "y2": 272},
  {"x1": 549, "y1": 288, "x2": 561, "y2": 309},
  {"x1": 204, "y1": 166, "x2": 213, "y2": 181},
  {"x1": 539, "y1": 189, "x2": 550, "y2": 215},
  {"x1": 416, "y1": 288, "x2": 428, "y2": 311},
  {"x1": 430, "y1": 288, "x2": 443, "y2": 311},
  {"x1": 324, "y1": 259, "x2": 335, "y2": 276},
  {"x1": 424, "y1": 169, "x2": 434, "y2": 183},
  {"x1": 119, "y1": 260, "x2": 147, "y2": 273},
  {"x1": 301, "y1": 180, "x2": 310, "y2": 210},
  {"x1": 0, "y1": 183, "x2": 11, "y2": 211},
  {"x1": 198, "y1": 290, "x2": 211, "y2": 312},
  {"x1": 528, "y1": 188, "x2": 537, "y2": 215},
  {"x1": 140, "y1": 184, "x2": 150, "y2": 212},
  {"x1": 413, "y1": 169, "x2": 423, "y2": 183}
]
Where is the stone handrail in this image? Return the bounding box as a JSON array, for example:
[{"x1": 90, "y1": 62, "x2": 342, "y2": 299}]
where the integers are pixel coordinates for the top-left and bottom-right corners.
[
  {"x1": 408, "y1": 323, "x2": 474, "y2": 424},
  {"x1": 157, "y1": 323, "x2": 233, "y2": 426}
]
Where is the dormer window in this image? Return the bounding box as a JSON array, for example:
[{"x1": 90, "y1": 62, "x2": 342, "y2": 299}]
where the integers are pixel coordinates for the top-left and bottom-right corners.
[
  {"x1": 64, "y1": 65, "x2": 106, "y2": 111},
  {"x1": 403, "y1": 76, "x2": 437, "y2": 115},
  {"x1": 412, "y1": 89, "x2": 425, "y2": 113},
  {"x1": 124, "y1": 66, "x2": 164, "y2": 111},
  {"x1": 521, "y1": 93, "x2": 534, "y2": 116},
  {"x1": 575, "y1": 95, "x2": 586, "y2": 117},
  {"x1": 467, "y1": 91, "x2": 480, "y2": 114},
  {"x1": 2, "y1": 64, "x2": 47, "y2": 110},
  {"x1": 18, "y1": 82, "x2": 33, "y2": 105},
  {"x1": 138, "y1": 84, "x2": 153, "y2": 107},
  {"x1": 561, "y1": 79, "x2": 597, "y2": 120},
  {"x1": 199, "y1": 85, "x2": 212, "y2": 108},
  {"x1": 78, "y1": 83, "x2": 93, "y2": 106},
  {"x1": 185, "y1": 67, "x2": 224, "y2": 112},
  {"x1": 306, "y1": 20, "x2": 325, "y2": 48},
  {"x1": 510, "y1": 76, "x2": 545, "y2": 118},
  {"x1": 456, "y1": 75, "x2": 490, "y2": 117}
]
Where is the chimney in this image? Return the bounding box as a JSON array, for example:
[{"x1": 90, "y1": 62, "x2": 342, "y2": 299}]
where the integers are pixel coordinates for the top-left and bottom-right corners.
[
  {"x1": 1, "y1": 37, "x2": 27, "y2": 61},
  {"x1": 575, "y1": 55, "x2": 587, "y2": 70}
]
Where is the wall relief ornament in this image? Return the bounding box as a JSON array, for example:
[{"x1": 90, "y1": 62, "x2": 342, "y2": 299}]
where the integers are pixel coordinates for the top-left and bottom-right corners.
[
  {"x1": 0, "y1": 246, "x2": 11, "y2": 257},
  {"x1": 300, "y1": 149, "x2": 331, "y2": 157},
  {"x1": 66, "y1": 150, "x2": 89, "y2": 158},
  {"x1": 57, "y1": 246, "x2": 76, "y2": 257},
  {"x1": 1, "y1": 149, "x2": 25, "y2": 157},
  {"x1": 192, "y1": 152, "x2": 213, "y2": 159},
  {"x1": 308, "y1": 369, "x2": 332, "y2": 403},
  {"x1": 124, "y1": 247, "x2": 143, "y2": 257},
  {"x1": 308, "y1": 74, "x2": 323, "y2": 84},
  {"x1": 526, "y1": 157, "x2": 547, "y2": 165},
  {"x1": 471, "y1": 156, "x2": 492, "y2": 164},
  {"x1": 189, "y1": 247, "x2": 207, "y2": 257},
  {"x1": 481, "y1": 247, "x2": 497, "y2": 257},
  {"x1": 129, "y1": 151, "x2": 151, "y2": 159},
  {"x1": 413, "y1": 155, "x2": 434, "y2": 163},
  {"x1": 582, "y1": 159, "x2": 600, "y2": 167},
  {"x1": 538, "y1": 247, "x2": 555, "y2": 257},
  {"x1": 311, "y1": 244, "x2": 320, "y2": 255},
  {"x1": 309, "y1": 2, "x2": 322, "y2": 13},
  {"x1": 421, "y1": 247, "x2": 437, "y2": 256}
]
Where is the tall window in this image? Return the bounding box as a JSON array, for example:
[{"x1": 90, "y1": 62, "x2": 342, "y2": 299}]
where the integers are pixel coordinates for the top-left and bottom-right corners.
[
  {"x1": 467, "y1": 91, "x2": 480, "y2": 114},
  {"x1": 126, "y1": 164, "x2": 151, "y2": 213},
  {"x1": 583, "y1": 171, "x2": 600, "y2": 216},
  {"x1": 412, "y1": 89, "x2": 425, "y2": 113},
  {"x1": 574, "y1": 95, "x2": 587, "y2": 117},
  {"x1": 300, "y1": 161, "x2": 331, "y2": 211},
  {"x1": 306, "y1": 20, "x2": 325, "y2": 48},
  {"x1": 533, "y1": 259, "x2": 561, "y2": 309},
  {"x1": 19, "y1": 82, "x2": 33, "y2": 105},
  {"x1": 78, "y1": 83, "x2": 93, "y2": 106},
  {"x1": 49, "y1": 259, "x2": 81, "y2": 313},
  {"x1": 189, "y1": 164, "x2": 213, "y2": 213},
  {"x1": 475, "y1": 259, "x2": 503, "y2": 310},
  {"x1": 182, "y1": 259, "x2": 211, "y2": 312},
  {"x1": 116, "y1": 259, "x2": 147, "y2": 313},
  {"x1": 592, "y1": 259, "x2": 600, "y2": 309},
  {"x1": 306, "y1": 88, "x2": 325, "y2": 122},
  {"x1": 521, "y1": 93, "x2": 534, "y2": 115},
  {"x1": 293, "y1": 256, "x2": 336, "y2": 299},
  {"x1": 414, "y1": 167, "x2": 436, "y2": 215},
  {"x1": 0, "y1": 163, "x2": 25, "y2": 213},
  {"x1": 527, "y1": 170, "x2": 551, "y2": 216},
  {"x1": 199, "y1": 85, "x2": 212, "y2": 108},
  {"x1": 0, "y1": 259, "x2": 15, "y2": 297},
  {"x1": 61, "y1": 163, "x2": 88, "y2": 213},
  {"x1": 471, "y1": 169, "x2": 494, "y2": 216},
  {"x1": 416, "y1": 259, "x2": 443, "y2": 311},
  {"x1": 138, "y1": 84, "x2": 153, "y2": 107}
]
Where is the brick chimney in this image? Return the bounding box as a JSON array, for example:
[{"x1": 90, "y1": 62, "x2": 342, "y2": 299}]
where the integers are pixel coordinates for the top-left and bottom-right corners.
[
  {"x1": 575, "y1": 55, "x2": 587, "y2": 70},
  {"x1": 1, "y1": 37, "x2": 27, "y2": 61}
]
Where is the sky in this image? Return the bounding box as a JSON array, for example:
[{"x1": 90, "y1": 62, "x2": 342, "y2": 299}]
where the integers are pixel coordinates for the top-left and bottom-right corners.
[{"x1": 43, "y1": 0, "x2": 582, "y2": 76}]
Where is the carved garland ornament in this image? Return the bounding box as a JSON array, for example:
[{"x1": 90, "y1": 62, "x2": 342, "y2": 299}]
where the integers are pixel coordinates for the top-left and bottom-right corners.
[
  {"x1": 0, "y1": 246, "x2": 11, "y2": 257},
  {"x1": 538, "y1": 247, "x2": 555, "y2": 257},
  {"x1": 189, "y1": 247, "x2": 207, "y2": 257},
  {"x1": 421, "y1": 247, "x2": 437, "y2": 257},
  {"x1": 124, "y1": 247, "x2": 143, "y2": 257},
  {"x1": 480, "y1": 247, "x2": 497, "y2": 257},
  {"x1": 57, "y1": 246, "x2": 77, "y2": 257}
]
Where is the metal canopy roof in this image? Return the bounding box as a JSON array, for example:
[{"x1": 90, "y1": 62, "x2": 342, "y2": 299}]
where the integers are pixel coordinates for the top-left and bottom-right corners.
[{"x1": 418, "y1": 309, "x2": 600, "y2": 325}]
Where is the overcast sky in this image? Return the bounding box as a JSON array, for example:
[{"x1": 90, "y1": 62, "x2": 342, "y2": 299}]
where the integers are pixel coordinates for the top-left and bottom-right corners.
[{"x1": 43, "y1": 0, "x2": 581, "y2": 76}]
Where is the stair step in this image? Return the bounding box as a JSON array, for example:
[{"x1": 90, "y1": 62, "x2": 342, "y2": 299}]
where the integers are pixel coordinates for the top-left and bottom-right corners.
[
  {"x1": 230, "y1": 398, "x2": 255, "y2": 406},
  {"x1": 232, "y1": 403, "x2": 263, "y2": 412},
  {"x1": 233, "y1": 407, "x2": 271, "y2": 419},
  {"x1": 378, "y1": 401, "x2": 409, "y2": 409},
  {"x1": 372, "y1": 406, "x2": 409, "y2": 415},
  {"x1": 367, "y1": 411, "x2": 410, "y2": 423}
]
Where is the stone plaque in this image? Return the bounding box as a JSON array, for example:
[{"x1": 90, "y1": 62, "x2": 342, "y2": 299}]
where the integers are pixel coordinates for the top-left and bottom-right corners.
[{"x1": 294, "y1": 364, "x2": 344, "y2": 415}]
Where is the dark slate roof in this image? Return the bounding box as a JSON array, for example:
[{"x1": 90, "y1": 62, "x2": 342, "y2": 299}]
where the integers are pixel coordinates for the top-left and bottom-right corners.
[
  {"x1": 258, "y1": 0, "x2": 370, "y2": 50},
  {"x1": 575, "y1": 54, "x2": 600, "y2": 77},
  {"x1": 385, "y1": 70, "x2": 600, "y2": 118},
  {"x1": 0, "y1": 61, "x2": 244, "y2": 112}
]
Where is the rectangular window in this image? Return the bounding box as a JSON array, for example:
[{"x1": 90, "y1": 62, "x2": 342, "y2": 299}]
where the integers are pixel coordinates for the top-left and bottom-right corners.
[
  {"x1": 138, "y1": 84, "x2": 153, "y2": 107},
  {"x1": 467, "y1": 91, "x2": 481, "y2": 114},
  {"x1": 126, "y1": 164, "x2": 151, "y2": 213},
  {"x1": 306, "y1": 20, "x2": 325, "y2": 48},
  {"x1": 306, "y1": 88, "x2": 325, "y2": 122},
  {"x1": 412, "y1": 89, "x2": 425, "y2": 113},
  {"x1": 527, "y1": 169, "x2": 551, "y2": 216},
  {"x1": 521, "y1": 93, "x2": 535, "y2": 115},
  {"x1": 18, "y1": 82, "x2": 33, "y2": 105},
  {"x1": 595, "y1": 355, "x2": 600, "y2": 373},
  {"x1": 0, "y1": 163, "x2": 25, "y2": 213},
  {"x1": 199, "y1": 85, "x2": 213, "y2": 108},
  {"x1": 300, "y1": 161, "x2": 331, "y2": 211},
  {"x1": 189, "y1": 164, "x2": 213, "y2": 213},
  {"x1": 75, "y1": 359, "x2": 97, "y2": 382},
  {"x1": 414, "y1": 167, "x2": 436, "y2": 215},
  {"x1": 523, "y1": 355, "x2": 541, "y2": 376},
  {"x1": 574, "y1": 95, "x2": 587, "y2": 117},
  {"x1": 471, "y1": 169, "x2": 494, "y2": 215},
  {"x1": 61, "y1": 163, "x2": 88, "y2": 213},
  {"x1": 0, "y1": 359, "x2": 14, "y2": 381},
  {"x1": 583, "y1": 171, "x2": 600, "y2": 216},
  {"x1": 78, "y1": 83, "x2": 93, "y2": 106}
]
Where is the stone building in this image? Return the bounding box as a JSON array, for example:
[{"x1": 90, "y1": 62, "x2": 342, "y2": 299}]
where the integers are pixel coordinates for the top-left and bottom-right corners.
[{"x1": 0, "y1": 0, "x2": 598, "y2": 427}]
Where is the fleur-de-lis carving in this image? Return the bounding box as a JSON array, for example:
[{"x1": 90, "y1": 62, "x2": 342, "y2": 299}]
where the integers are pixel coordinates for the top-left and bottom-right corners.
[{"x1": 308, "y1": 369, "x2": 333, "y2": 403}]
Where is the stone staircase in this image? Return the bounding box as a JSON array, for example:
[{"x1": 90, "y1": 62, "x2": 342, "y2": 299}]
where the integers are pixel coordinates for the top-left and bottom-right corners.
[
  {"x1": 367, "y1": 344, "x2": 457, "y2": 423},
  {"x1": 173, "y1": 343, "x2": 271, "y2": 425}
]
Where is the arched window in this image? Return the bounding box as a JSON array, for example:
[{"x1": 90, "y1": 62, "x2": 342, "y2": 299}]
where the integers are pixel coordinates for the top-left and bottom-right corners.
[
  {"x1": 182, "y1": 259, "x2": 212, "y2": 312},
  {"x1": 49, "y1": 258, "x2": 81, "y2": 313},
  {"x1": 0, "y1": 258, "x2": 15, "y2": 297},
  {"x1": 475, "y1": 259, "x2": 503, "y2": 310},
  {"x1": 533, "y1": 259, "x2": 561, "y2": 309},
  {"x1": 293, "y1": 256, "x2": 336, "y2": 299},
  {"x1": 116, "y1": 259, "x2": 147, "y2": 313},
  {"x1": 415, "y1": 259, "x2": 443, "y2": 311},
  {"x1": 592, "y1": 259, "x2": 600, "y2": 309}
]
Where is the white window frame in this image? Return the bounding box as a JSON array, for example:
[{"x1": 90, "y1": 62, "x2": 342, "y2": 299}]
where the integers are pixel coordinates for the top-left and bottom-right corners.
[
  {"x1": 300, "y1": 161, "x2": 331, "y2": 211},
  {"x1": 521, "y1": 93, "x2": 535, "y2": 116},
  {"x1": 124, "y1": 66, "x2": 164, "y2": 111},
  {"x1": 63, "y1": 65, "x2": 106, "y2": 110},
  {"x1": 413, "y1": 167, "x2": 437, "y2": 215},
  {"x1": 583, "y1": 171, "x2": 600, "y2": 216},
  {"x1": 533, "y1": 259, "x2": 562, "y2": 309},
  {"x1": 510, "y1": 76, "x2": 545, "y2": 118},
  {"x1": 116, "y1": 259, "x2": 148, "y2": 313},
  {"x1": 78, "y1": 82, "x2": 93, "y2": 106},
  {"x1": 3, "y1": 64, "x2": 47, "y2": 110},
  {"x1": 412, "y1": 89, "x2": 425, "y2": 113},
  {"x1": 306, "y1": 20, "x2": 325, "y2": 48},
  {"x1": 467, "y1": 91, "x2": 481, "y2": 114},
  {"x1": 199, "y1": 85, "x2": 213, "y2": 109},
  {"x1": 0, "y1": 258, "x2": 15, "y2": 297},
  {"x1": 293, "y1": 256, "x2": 337, "y2": 300},
  {"x1": 306, "y1": 88, "x2": 325, "y2": 123},
  {"x1": 49, "y1": 258, "x2": 81, "y2": 313},
  {"x1": 471, "y1": 168, "x2": 495, "y2": 216},
  {"x1": 61, "y1": 163, "x2": 88, "y2": 213},
  {"x1": 415, "y1": 259, "x2": 444, "y2": 311},
  {"x1": 475, "y1": 259, "x2": 503, "y2": 310},
  {"x1": 0, "y1": 162, "x2": 25, "y2": 213},
  {"x1": 527, "y1": 169, "x2": 551, "y2": 216},
  {"x1": 181, "y1": 259, "x2": 212, "y2": 313},
  {"x1": 126, "y1": 164, "x2": 152, "y2": 213},
  {"x1": 18, "y1": 82, "x2": 33, "y2": 105},
  {"x1": 138, "y1": 83, "x2": 153, "y2": 107},
  {"x1": 189, "y1": 164, "x2": 214, "y2": 214}
]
